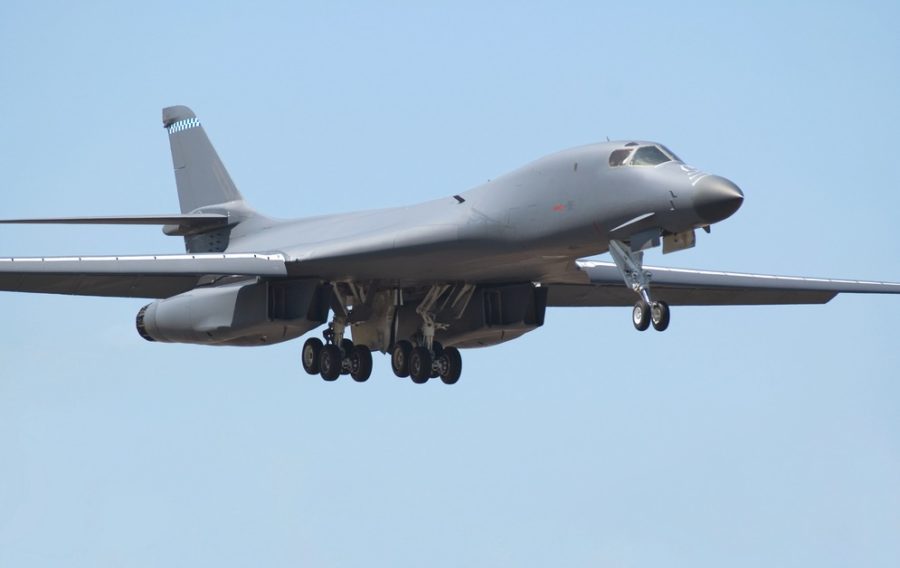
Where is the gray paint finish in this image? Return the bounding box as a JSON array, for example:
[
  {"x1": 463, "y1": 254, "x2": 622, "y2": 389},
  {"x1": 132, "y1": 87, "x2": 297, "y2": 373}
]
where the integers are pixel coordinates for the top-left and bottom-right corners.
[
  {"x1": 549, "y1": 261, "x2": 900, "y2": 306},
  {"x1": 0, "y1": 106, "x2": 897, "y2": 372},
  {"x1": 0, "y1": 253, "x2": 286, "y2": 298}
]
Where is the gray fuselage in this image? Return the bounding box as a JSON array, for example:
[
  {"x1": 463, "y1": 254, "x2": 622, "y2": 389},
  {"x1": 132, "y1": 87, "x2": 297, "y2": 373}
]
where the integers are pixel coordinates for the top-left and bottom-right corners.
[{"x1": 222, "y1": 141, "x2": 739, "y2": 285}]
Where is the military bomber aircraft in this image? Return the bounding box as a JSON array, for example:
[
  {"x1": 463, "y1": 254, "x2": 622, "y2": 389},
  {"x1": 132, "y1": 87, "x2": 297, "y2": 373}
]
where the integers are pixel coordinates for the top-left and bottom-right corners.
[{"x1": 2, "y1": 106, "x2": 898, "y2": 384}]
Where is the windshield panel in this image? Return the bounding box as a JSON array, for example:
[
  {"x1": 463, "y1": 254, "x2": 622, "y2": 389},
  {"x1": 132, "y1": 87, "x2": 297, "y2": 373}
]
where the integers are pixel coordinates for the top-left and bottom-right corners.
[
  {"x1": 658, "y1": 145, "x2": 681, "y2": 162},
  {"x1": 608, "y1": 148, "x2": 633, "y2": 167},
  {"x1": 631, "y1": 145, "x2": 671, "y2": 166}
]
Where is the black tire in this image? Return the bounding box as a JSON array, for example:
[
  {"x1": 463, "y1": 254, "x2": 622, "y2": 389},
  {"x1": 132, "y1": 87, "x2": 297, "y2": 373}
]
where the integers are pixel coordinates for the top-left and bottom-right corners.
[
  {"x1": 319, "y1": 344, "x2": 342, "y2": 381},
  {"x1": 338, "y1": 338, "x2": 354, "y2": 375},
  {"x1": 428, "y1": 342, "x2": 444, "y2": 377},
  {"x1": 651, "y1": 301, "x2": 670, "y2": 332},
  {"x1": 632, "y1": 301, "x2": 651, "y2": 331},
  {"x1": 350, "y1": 345, "x2": 373, "y2": 382},
  {"x1": 440, "y1": 347, "x2": 462, "y2": 385},
  {"x1": 409, "y1": 346, "x2": 432, "y2": 384},
  {"x1": 302, "y1": 337, "x2": 323, "y2": 374},
  {"x1": 391, "y1": 340, "x2": 413, "y2": 378}
]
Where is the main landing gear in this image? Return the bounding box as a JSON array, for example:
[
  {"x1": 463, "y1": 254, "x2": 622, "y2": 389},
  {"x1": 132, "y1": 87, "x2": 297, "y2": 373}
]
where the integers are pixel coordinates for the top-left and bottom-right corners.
[
  {"x1": 609, "y1": 239, "x2": 671, "y2": 332},
  {"x1": 389, "y1": 283, "x2": 464, "y2": 384},
  {"x1": 401, "y1": 283, "x2": 464, "y2": 384},
  {"x1": 301, "y1": 325, "x2": 373, "y2": 383},
  {"x1": 300, "y1": 286, "x2": 374, "y2": 383},
  {"x1": 300, "y1": 282, "x2": 466, "y2": 384},
  {"x1": 301, "y1": 329, "x2": 462, "y2": 385},
  {"x1": 391, "y1": 340, "x2": 462, "y2": 385}
]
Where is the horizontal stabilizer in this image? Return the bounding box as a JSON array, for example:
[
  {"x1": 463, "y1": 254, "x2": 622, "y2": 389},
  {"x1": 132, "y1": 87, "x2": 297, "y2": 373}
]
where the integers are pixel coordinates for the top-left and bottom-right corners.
[{"x1": 0, "y1": 213, "x2": 230, "y2": 235}]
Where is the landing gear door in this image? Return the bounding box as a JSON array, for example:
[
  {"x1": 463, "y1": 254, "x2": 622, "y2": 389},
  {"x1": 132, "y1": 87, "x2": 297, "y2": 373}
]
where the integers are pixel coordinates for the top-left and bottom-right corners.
[{"x1": 662, "y1": 229, "x2": 696, "y2": 254}]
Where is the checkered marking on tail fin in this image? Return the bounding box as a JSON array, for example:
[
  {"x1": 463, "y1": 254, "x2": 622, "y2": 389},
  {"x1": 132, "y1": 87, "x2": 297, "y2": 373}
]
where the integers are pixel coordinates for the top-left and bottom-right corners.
[{"x1": 166, "y1": 117, "x2": 200, "y2": 133}]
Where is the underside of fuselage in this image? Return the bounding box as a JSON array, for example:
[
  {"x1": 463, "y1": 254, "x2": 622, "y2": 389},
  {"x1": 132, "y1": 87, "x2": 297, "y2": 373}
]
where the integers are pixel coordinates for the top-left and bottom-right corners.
[{"x1": 13, "y1": 105, "x2": 893, "y2": 389}]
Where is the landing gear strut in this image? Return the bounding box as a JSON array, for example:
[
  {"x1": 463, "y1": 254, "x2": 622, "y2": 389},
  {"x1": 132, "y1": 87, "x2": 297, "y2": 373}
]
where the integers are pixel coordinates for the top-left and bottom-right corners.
[
  {"x1": 610, "y1": 239, "x2": 671, "y2": 332},
  {"x1": 388, "y1": 284, "x2": 468, "y2": 384},
  {"x1": 300, "y1": 285, "x2": 374, "y2": 382}
]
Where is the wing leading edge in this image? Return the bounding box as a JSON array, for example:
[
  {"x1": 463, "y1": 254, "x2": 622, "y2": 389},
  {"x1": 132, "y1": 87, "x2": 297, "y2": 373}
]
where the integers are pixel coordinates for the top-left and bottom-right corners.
[
  {"x1": 547, "y1": 261, "x2": 900, "y2": 307},
  {"x1": 0, "y1": 252, "x2": 288, "y2": 298}
]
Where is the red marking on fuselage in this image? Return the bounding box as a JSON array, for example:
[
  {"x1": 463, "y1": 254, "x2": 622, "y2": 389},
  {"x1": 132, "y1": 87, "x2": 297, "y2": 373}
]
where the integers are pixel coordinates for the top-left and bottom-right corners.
[{"x1": 552, "y1": 204, "x2": 565, "y2": 212}]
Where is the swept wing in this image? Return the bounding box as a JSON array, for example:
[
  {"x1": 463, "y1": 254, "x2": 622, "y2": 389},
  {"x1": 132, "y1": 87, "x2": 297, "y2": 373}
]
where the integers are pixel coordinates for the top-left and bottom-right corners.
[
  {"x1": 0, "y1": 253, "x2": 287, "y2": 298},
  {"x1": 547, "y1": 261, "x2": 900, "y2": 306}
]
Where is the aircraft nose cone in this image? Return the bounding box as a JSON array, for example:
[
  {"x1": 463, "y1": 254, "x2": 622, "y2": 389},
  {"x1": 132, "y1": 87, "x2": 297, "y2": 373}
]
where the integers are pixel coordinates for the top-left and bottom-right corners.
[{"x1": 693, "y1": 175, "x2": 744, "y2": 224}]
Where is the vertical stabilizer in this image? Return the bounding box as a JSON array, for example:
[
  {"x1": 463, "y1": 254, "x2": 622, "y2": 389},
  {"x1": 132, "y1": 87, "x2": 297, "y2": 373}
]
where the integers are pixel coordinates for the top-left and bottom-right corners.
[{"x1": 162, "y1": 106, "x2": 245, "y2": 213}]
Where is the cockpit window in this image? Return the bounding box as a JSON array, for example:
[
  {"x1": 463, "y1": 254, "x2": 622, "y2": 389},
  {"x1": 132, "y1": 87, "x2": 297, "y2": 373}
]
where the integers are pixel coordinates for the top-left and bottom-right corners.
[
  {"x1": 609, "y1": 144, "x2": 681, "y2": 168},
  {"x1": 631, "y1": 145, "x2": 672, "y2": 166},
  {"x1": 659, "y1": 145, "x2": 681, "y2": 162},
  {"x1": 608, "y1": 148, "x2": 633, "y2": 167}
]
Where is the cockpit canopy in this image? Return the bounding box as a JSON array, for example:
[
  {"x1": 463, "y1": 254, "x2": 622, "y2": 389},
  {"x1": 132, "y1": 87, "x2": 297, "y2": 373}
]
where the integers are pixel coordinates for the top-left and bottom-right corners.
[{"x1": 609, "y1": 144, "x2": 680, "y2": 167}]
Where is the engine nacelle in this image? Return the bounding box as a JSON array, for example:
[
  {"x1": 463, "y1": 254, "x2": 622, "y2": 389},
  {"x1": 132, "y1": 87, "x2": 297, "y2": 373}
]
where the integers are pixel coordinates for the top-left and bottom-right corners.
[{"x1": 136, "y1": 279, "x2": 328, "y2": 346}]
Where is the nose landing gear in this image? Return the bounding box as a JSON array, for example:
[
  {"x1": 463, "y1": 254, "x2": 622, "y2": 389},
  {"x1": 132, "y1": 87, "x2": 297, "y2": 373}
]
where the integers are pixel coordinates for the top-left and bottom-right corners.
[
  {"x1": 632, "y1": 299, "x2": 670, "y2": 332},
  {"x1": 610, "y1": 239, "x2": 671, "y2": 332}
]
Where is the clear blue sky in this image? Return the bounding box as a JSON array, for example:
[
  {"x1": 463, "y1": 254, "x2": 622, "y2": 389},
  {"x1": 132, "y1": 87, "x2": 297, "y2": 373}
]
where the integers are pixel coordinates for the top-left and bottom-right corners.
[{"x1": 1, "y1": 2, "x2": 899, "y2": 567}]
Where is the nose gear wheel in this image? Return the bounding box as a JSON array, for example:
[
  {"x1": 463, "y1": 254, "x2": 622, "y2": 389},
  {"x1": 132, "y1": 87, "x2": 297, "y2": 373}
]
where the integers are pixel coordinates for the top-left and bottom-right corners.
[
  {"x1": 633, "y1": 302, "x2": 651, "y2": 331},
  {"x1": 651, "y1": 301, "x2": 670, "y2": 331}
]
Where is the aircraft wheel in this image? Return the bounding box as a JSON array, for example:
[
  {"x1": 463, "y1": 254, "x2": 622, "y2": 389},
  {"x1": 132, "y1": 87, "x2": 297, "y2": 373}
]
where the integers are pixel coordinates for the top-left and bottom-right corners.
[
  {"x1": 632, "y1": 301, "x2": 651, "y2": 331},
  {"x1": 320, "y1": 344, "x2": 342, "y2": 381},
  {"x1": 409, "y1": 346, "x2": 432, "y2": 384},
  {"x1": 302, "y1": 337, "x2": 323, "y2": 374},
  {"x1": 391, "y1": 340, "x2": 413, "y2": 377},
  {"x1": 651, "y1": 301, "x2": 670, "y2": 332},
  {"x1": 350, "y1": 345, "x2": 373, "y2": 382},
  {"x1": 339, "y1": 339, "x2": 354, "y2": 375},
  {"x1": 429, "y1": 341, "x2": 444, "y2": 377},
  {"x1": 439, "y1": 347, "x2": 462, "y2": 385}
]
